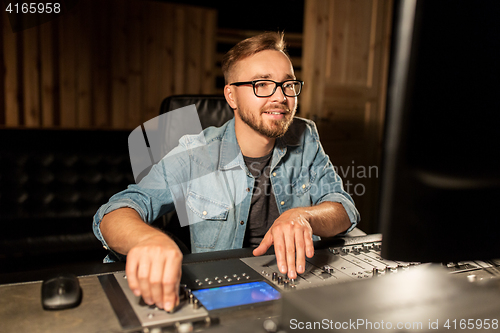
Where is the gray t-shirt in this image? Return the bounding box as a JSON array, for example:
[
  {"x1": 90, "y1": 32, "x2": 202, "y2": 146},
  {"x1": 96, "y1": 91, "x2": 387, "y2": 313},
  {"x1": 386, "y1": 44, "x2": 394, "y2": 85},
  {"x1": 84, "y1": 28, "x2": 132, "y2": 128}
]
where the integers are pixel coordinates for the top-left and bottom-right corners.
[{"x1": 243, "y1": 151, "x2": 280, "y2": 247}]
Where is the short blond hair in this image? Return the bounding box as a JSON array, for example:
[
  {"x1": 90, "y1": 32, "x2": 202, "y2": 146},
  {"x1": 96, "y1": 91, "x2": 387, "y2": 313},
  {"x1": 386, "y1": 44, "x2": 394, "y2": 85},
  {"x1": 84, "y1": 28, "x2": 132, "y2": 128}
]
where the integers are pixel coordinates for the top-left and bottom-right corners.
[{"x1": 221, "y1": 32, "x2": 289, "y2": 83}]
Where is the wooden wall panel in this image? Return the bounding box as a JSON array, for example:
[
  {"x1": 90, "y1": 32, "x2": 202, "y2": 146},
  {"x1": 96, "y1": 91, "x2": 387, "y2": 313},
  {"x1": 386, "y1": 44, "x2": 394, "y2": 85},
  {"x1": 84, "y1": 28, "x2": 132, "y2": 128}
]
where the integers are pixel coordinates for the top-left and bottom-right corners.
[
  {"x1": 160, "y1": 4, "x2": 175, "y2": 108},
  {"x1": 127, "y1": 0, "x2": 144, "y2": 128},
  {"x1": 328, "y1": 0, "x2": 374, "y2": 86},
  {"x1": 22, "y1": 19, "x2": 40, "y2": 127},
  {"x1": 186, "y1": 7, "x2": 203, "y2": 94},
  {"x1": 202, "y1": 11, "x2": 217, "y2": 94},
  {"x1": 76, "y1": 4, "x2": 92, "y2": 128},
  {"x1": 173, "y1": 6, "x2": 186, "y2": 96},
  {"x1": 40, "y1": 20, "x2": 55, "y2": 127},
  {"x1": 302, "y1": 0, "x2": 328, "y2": 121},
  {"x1": 92, "y1": 1, "x2": 112, "y2": 128},
  {"x1": 142, "y1": 0, "x2": 164, "y2": 123},
  {"x1": 111, "y1": 4, "x2": 127, "y2": 129},
  {"x1": 0, "y1": 0, "x2": 218, "y2": 130},
  {"x1": 59, "y1": 7, "x2": 77, "y2": 127},
  {"x1": 3, "y1": 10, "x2": 20, "y2": 126},
  {"x1": 302, "y1": 0, "x2": 394, "y2": 232}
]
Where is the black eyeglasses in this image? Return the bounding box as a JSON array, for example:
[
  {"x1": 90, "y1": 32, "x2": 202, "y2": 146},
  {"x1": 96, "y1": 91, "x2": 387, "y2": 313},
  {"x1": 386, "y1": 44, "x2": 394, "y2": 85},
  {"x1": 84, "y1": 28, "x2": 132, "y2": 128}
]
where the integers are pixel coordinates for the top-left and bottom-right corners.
[{"x1": 230, "y1": 79, "x2": 304, "y2": 97}]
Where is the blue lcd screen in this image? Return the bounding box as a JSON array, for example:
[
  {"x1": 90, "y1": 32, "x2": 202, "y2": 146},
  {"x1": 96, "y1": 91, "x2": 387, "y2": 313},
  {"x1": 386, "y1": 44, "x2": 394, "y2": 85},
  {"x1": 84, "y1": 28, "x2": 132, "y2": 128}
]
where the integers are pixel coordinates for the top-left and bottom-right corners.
[{"x1": 191, "y1": 281, "x2": 281, "y2": 311}]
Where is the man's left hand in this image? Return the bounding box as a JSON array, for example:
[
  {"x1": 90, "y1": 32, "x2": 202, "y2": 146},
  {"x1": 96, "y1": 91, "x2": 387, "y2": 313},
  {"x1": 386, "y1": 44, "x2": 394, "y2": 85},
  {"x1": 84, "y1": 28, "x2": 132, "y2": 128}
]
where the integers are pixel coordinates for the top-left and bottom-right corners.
[{"x1": 253, "y1": 208, "x2": 314, "y2": 279}]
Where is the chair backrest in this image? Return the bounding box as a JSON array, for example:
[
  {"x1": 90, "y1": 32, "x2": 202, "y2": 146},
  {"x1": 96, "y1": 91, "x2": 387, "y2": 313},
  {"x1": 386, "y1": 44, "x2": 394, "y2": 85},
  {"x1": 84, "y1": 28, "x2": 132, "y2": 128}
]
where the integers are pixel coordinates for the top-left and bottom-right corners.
[
  {"x1": 156, "y1": 95, "x2": 234, "y2": 253},
  {"x1": 160, "y1": 95, "x2": 234, "y2": 129}
]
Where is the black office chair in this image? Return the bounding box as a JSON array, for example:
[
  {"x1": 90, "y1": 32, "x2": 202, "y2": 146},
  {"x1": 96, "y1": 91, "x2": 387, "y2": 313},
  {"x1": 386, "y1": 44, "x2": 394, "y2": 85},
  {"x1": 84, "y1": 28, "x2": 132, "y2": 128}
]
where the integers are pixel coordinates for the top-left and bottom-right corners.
[
  {"x1": 160, "y1": 95, "x2": 234, "y2": 129},
  {"x1": 155, "y1": 95, "x2": 234, "y2": 254}
]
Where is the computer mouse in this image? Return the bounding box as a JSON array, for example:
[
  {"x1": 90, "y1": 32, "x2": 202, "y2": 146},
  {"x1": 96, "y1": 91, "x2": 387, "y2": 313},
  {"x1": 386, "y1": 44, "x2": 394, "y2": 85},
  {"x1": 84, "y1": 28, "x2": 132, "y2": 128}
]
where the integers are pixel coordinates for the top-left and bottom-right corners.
[{"x1": 41, "y1": 272, "x2": 82, "y2": 310}]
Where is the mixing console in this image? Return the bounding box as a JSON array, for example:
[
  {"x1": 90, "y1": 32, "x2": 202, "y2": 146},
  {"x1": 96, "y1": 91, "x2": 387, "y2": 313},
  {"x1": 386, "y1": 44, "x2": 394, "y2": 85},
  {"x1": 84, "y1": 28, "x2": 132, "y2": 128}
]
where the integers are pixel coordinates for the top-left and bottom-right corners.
[
  {"x1": 242, "y1": 234, "x2": 420, "y2": 290},
  {"x1": 113, "y1": 272, "x2": 210, "y2": 328},
  {"x1": 99, "y1": 234, "x2": 500, "y2": 332}
]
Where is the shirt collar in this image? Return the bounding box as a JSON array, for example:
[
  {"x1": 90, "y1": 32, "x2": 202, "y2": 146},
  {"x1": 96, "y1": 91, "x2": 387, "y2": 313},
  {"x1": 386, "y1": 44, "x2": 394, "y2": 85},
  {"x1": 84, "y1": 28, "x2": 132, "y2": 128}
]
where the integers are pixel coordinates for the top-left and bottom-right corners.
[{"x1": 219, "y1": 118, "x2": 244, "y2": 171}]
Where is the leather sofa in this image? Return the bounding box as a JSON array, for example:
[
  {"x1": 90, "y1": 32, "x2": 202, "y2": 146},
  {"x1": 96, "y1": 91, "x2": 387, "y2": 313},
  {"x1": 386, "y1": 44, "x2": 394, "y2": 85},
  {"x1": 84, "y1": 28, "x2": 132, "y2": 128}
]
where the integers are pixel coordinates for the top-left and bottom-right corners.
[{"x1": 0, "y1": 128, "x2": 134, "y2": 273}]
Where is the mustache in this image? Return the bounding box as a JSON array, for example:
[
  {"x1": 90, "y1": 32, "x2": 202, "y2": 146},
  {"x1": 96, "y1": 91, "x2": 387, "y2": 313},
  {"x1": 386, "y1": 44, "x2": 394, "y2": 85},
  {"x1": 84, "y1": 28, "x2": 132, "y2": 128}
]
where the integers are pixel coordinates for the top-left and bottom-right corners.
[{"x1": 261, "y1": 104, "x2": 291, "y2": 113}]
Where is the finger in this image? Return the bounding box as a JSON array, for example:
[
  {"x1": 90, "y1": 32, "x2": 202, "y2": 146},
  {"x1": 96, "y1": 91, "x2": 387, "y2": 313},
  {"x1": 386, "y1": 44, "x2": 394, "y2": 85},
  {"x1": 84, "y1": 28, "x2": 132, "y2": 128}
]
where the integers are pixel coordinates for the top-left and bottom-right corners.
[
  {"x1": 304, "y1": 229, "x2": 315, "y2": 258},
  {"x1": 253, "y1": 231, "x2": 273, "y2": 257},
  {"x1": 162, "y1": 251, "x2": 183, "y2": 312},
  {"x1": 272, "y1": 230, "x2": 288, "y2": 275},
  {"x1": 284, "y1": 227, "x2": 297, "y2": 279},
  {"x1": 137, "y1": 257, "x2": 153, "y2": 305},
  {"x1": 294, "y1": 231, "x2": 306, "y2": 275},
  {"x1": 125, "y1": 253, "x2": 141, "y2": 297},
  {"x1": 149, "y1": 256, "x2": 167, "y2": 309}
]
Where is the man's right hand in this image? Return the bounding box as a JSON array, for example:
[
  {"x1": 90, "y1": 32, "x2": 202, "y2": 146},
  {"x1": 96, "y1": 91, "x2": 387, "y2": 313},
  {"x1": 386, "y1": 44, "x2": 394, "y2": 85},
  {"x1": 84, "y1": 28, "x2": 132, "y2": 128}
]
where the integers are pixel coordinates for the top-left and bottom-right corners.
[
  {"x1": 99, "y1": 208, "x2": 184, "y2": 312},
  {"x1": 125, "y1": 233, "x2": 183, "y2": 312}
]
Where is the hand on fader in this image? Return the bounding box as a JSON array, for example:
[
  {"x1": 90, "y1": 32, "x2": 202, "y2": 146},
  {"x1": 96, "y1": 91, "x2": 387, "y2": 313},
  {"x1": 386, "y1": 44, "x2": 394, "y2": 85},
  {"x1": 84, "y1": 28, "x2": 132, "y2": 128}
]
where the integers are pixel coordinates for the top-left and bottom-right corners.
[
  {"x1": 125, "y1": 234, "x2": 183, "y2": 312},
  {"x1": 252, "y1": 208, "x2": 314, "y2": 279}
]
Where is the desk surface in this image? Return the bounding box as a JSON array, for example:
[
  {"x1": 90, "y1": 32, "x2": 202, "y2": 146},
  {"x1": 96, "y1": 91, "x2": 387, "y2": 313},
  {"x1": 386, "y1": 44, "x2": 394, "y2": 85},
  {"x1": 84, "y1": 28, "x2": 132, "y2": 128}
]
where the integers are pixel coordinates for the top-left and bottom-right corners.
[{"x1": 0, "y1": 275, "x2": 122, "y2": 333}]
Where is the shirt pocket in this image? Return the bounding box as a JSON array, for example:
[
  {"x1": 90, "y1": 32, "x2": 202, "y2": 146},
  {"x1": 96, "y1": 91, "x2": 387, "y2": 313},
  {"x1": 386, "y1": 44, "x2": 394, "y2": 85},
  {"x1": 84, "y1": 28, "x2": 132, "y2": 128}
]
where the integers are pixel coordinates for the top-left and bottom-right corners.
[
  {"x1": 186, "y1": 191, "x2": 230, "y2": 249},
  {"x1": 292, "y1": 168, "x2": 317, "y2": 196}
]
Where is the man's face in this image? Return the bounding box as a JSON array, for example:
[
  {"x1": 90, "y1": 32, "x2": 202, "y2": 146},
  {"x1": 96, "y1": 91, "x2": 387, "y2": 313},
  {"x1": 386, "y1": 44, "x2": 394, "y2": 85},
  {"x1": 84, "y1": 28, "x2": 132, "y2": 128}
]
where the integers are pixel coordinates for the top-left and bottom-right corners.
[{"x1": 228, "y1": 50, "x2": 297, "y2": 138}]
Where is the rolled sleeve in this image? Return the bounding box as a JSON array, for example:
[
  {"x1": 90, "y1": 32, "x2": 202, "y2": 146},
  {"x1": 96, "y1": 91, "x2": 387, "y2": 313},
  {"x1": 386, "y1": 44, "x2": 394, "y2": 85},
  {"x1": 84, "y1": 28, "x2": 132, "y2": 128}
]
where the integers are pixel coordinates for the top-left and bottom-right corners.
[{"x1": 92, "y1": 199, "x2": 148, "y2": 262}]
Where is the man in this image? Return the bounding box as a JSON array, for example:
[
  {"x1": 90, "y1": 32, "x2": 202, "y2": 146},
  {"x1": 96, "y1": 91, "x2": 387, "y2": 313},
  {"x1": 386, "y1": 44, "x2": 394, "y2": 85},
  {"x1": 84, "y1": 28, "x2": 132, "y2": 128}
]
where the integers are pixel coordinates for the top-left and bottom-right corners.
[{"x1": 93, "y1": 32, "x2": 359, "y2": 312}]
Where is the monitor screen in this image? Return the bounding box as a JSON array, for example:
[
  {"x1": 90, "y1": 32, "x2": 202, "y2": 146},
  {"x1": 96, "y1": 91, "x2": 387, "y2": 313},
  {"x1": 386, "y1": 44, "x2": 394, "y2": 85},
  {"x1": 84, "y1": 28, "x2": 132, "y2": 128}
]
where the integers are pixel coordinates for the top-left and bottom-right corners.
[{"x1": 379, "y1": 0, "x2": 500, "y2": 263}]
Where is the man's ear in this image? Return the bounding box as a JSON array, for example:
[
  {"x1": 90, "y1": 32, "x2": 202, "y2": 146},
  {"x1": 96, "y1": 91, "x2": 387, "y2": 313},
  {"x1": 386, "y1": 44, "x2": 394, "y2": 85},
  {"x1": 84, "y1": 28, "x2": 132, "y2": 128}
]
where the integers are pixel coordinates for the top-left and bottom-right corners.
[{"x1": 224, "y1": 85, "x2": 237, "y2": 110}]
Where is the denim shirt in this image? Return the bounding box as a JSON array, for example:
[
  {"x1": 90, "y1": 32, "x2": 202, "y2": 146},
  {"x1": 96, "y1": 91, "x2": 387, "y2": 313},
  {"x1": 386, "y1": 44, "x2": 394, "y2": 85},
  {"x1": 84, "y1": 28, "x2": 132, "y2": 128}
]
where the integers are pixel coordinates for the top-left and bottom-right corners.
[{"x1": 93, "y1": 117, "x2": 359, "y2": 261}]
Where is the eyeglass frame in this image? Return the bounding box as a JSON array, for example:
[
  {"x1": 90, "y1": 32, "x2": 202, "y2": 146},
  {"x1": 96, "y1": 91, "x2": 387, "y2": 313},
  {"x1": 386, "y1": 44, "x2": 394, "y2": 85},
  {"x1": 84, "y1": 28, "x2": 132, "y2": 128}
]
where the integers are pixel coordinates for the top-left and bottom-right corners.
[{"x1": 229, "y1": 79, "x2": 304, "y2": 97}]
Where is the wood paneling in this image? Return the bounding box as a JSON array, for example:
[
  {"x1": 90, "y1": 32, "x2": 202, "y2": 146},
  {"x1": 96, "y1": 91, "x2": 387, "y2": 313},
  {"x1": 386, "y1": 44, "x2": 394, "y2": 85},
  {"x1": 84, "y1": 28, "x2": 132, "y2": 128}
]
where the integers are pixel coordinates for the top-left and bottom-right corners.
[
  {"x1": 40, "y1": 19, "x2": 55, "y2": 127},
  {"x1": 302, "y1": 0, "x2": 393, "y2": 232},
  {"x1": 1, "y1": 0, "x2": 217, "y2": 129},
  {"x1": 59, "y1": 6, "x2": 77, "y2": 127},
  {"x1": 22, "y1": 17, "x2": 40, "y2": 127},
  {"x1": 3, "y1": 8, "x2": 20, "y2": 126}
]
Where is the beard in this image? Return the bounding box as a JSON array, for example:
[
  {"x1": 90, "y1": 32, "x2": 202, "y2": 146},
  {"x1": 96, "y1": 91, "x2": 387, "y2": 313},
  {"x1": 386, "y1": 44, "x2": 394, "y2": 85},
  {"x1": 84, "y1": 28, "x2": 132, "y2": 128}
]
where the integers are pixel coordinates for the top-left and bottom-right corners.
[{"x1": 238, "y1": 104, "x2": 295, "y2": 138}]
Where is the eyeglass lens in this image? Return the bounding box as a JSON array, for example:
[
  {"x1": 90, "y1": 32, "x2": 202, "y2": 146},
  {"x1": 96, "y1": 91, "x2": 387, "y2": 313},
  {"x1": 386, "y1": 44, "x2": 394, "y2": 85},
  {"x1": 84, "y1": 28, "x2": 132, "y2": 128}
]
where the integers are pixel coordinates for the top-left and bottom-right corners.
[{"x1": 255, "y1": 80, "x2": 302, "y2": 97}]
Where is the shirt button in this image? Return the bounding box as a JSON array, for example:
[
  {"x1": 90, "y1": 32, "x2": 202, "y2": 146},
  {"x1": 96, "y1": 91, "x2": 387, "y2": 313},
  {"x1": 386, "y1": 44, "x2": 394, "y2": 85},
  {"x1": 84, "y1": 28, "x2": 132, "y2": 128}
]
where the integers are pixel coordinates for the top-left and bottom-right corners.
[
  {"x1": 302, "y1": 184, "x2": 306, "y2": 189},
  {"x1": 240, "y1": 221, "x2": 244, "y2": 225},
  {"x1": 246, "y1": 188, "x2": 250, "y2": 192},
  {"x1": 202, "y1": 211, "x2": 208, "y2": 216},
  {"x1": 272, "y1": 172, "x2": 276, "y2": 177},
  {"x1": 280, "y1": 201, "x2": 285, "y2": 205}
]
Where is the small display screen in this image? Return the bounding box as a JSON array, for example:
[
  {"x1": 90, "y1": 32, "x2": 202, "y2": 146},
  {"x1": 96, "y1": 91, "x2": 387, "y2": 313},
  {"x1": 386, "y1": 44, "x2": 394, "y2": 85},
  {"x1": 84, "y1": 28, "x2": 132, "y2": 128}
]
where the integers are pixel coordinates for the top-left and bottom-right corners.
[{"x1": 191, "y1": 281, "x2": 281, "y2": 311}]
